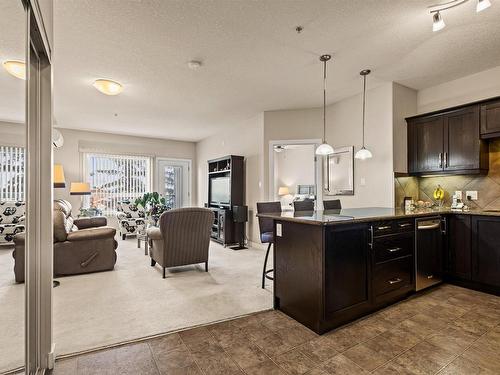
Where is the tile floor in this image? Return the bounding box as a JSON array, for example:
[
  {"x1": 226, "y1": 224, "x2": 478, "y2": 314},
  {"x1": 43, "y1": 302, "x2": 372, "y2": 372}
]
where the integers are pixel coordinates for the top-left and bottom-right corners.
[{"x1": 21, "y1": 284, "x2": 500, "y2": 375}]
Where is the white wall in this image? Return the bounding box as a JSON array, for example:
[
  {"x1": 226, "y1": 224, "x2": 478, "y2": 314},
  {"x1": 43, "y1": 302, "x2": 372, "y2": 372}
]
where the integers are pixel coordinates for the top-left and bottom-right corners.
[
  {"x1": 417, "y1": 66, "x2": 500, "y2": 114},
  {"x1": 196, "y1": 114, "x2": 264, "y2": 244},
  {"x1": 263, "y1": 82, "x2": 395, "y2": 208},
  {"x1": 54, "y1": 128, "x2": 196, "y2": 212}
]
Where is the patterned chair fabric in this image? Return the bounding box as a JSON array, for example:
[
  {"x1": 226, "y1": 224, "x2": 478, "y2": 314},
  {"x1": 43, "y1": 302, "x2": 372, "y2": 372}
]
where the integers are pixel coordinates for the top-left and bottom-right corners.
[
  {"x1": 116, "y1": 200, "x2": 146, "y2": 240},
  {"x1": 0, "y1": 201, "x2": 25, "y2": 244}
]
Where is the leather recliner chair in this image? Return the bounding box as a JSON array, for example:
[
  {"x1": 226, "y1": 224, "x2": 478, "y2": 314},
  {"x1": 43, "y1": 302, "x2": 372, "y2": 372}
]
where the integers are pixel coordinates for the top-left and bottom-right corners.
[{"x1": 13, "y1": 199, "x2": 118, "y2": 283}]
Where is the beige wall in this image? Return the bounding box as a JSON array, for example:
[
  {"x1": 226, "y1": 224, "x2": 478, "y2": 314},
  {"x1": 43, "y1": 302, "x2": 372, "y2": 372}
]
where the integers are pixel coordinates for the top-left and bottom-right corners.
[
  {"x1": 264, "y1": 82, "x2": 395, "y2": 208},
  {"x1": 0, "y1": 121, "x2": 25, "y2": 146},
  {"x1": 54, "y1": 128, "x2": 196, "y2": 212},
  {"x1": 195, "y1": 114, "x2": 265, "y2": 244},
  {"x1": 417, "y1": 66, "x2": 500, "y2": 114},
  {"x1": 393, "y1": 84, "x2": 418, "y2": 174}
]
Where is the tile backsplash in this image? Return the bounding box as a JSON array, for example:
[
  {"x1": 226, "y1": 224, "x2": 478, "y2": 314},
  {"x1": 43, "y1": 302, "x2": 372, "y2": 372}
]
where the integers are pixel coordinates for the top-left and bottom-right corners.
[{"x1": 395, "y1": 139, "x2": 500, "y2": 210}]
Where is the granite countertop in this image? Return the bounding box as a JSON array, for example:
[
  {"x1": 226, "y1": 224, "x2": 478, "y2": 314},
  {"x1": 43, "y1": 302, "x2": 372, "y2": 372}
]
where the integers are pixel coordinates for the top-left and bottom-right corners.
[{"x1": 257, "y1": 207, "x2": 500, "y2": 226}]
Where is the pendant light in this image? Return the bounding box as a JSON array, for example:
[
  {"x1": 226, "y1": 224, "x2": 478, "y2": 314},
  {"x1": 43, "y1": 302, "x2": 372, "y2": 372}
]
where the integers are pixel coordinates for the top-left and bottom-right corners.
[
  {"x1": 315, "y1": 54, "x2": 334, "y2": 156},
  {"x1": 355, "y1": 69, "x2": 373, "y2": 160}
]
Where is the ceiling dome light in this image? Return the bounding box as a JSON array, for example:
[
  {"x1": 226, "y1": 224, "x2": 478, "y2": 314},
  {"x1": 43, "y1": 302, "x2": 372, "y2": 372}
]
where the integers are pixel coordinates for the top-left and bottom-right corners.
[
  {"x1": 432, "y1": 12, "x2": 446, "y2": 32},
  {"x1": 187, "y1": 60, "x2": 202, "y2": 70},
  {"x1": 3, "y1": 60, "x2": 26, "y2": 80},
  {"x1": 477, "y1": 0, "x2": 491, "y2": 12},
  {"x1": 93, "y1": 79, "x2": 123, "y2": 95}
]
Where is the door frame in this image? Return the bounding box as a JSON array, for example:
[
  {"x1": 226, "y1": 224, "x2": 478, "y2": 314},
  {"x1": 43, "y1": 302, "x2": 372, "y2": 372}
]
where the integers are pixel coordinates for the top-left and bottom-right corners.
[
  {"x1": 155, "y1": 157, "x2": 192, "y2": 207},
  {"x1": 24, "y1": 0, "x2": 55, "y2": 372},
  {"x1": 268, "y1": 139, "x2": 323, "y2": 206}
]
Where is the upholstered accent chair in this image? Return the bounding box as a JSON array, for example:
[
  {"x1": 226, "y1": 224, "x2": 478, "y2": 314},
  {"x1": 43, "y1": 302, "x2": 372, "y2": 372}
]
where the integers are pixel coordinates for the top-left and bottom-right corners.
[
  {"x1": 12, "y1": 199, "x2": 118, "y2": 283},
  {"x1": 0, "y1": 201, "x2": 25, "y2": 245},
  {"x1": 147, "y1": 208, "x2": 214, "y2": 278},
  {"x1": 116, "y1": 200, "x2": 146, "y2": 240}
]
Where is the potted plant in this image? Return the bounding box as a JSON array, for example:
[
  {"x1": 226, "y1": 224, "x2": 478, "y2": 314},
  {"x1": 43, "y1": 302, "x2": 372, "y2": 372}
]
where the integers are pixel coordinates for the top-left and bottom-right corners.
[{"x1": 135, "y1": 192, "x2": 169, "y2": 226}]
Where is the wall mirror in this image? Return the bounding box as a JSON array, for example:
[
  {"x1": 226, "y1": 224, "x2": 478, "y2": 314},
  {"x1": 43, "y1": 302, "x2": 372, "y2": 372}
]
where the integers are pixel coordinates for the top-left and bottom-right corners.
[{"x1": 324, "y1": 146, "x2": 354, "y2": 196}]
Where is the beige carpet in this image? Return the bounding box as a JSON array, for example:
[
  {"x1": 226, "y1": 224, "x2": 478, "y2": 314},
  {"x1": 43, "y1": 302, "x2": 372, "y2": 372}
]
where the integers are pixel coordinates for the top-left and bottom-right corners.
[{"x1": 0, "y1": 238, "x2": 272, "y2": 373}]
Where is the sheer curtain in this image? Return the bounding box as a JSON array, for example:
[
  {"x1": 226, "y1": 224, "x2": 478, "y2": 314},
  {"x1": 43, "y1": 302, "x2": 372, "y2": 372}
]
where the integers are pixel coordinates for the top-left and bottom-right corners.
[{"x1": 0, "y1": 146, "x2": 25, "y2": 202}]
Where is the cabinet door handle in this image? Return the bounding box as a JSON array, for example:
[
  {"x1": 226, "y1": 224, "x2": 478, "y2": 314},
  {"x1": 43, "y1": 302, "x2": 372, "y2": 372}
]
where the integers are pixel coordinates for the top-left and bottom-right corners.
[
  {"x1": 377, "y1": 225, "x2": 391, "y2": 231},
  {"x1": 388, "y1": 247, "x2": 402, "y2": 253},
  {"x1": 427, "y1": 275, "x2": 434, "y2": 279},
  {"x1": 368, "y1": 226, "x2": 374, "y2": 249},
  {"x1": 439, "y1": 153, "x2": 443, "y2": 168},
  {"x1": 444, "y1": 152, "x2": 448, "y2": 168},
  {"x1": 398, "y1": 223, "x2": 412, "y2": 228},
  {"x1": 388, "y1": 278, "x2": 403, "y2": 285}
]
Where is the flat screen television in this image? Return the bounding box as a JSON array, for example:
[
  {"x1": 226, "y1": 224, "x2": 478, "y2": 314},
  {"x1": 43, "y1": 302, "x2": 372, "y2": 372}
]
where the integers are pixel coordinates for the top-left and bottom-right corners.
[{"x1": 210, "y1": 177, "x2": 231, "y2": 205}]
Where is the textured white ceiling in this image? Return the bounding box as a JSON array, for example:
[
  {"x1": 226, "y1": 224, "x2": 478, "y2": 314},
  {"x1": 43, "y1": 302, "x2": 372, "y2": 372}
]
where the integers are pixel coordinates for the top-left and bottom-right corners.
[{"x1": 2, "y1": 1, "x2": 500, "y2": 141}]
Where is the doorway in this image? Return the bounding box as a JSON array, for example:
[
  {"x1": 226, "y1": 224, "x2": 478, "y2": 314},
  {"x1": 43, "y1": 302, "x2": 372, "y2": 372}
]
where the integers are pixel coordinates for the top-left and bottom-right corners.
[
  {"x1": 269, "y1": 139, "x2": 322, "y2": 210},
  {"x1": 156, "y1": 158, "x2": 191, "y2": 208}
]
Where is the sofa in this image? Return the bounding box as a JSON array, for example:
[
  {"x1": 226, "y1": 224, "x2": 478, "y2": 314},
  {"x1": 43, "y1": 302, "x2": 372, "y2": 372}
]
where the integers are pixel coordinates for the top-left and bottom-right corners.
[
  {"x1": 0, "y1": 201, "x2": 25, "y2": 245},
  {"x1": 147, "y1": 208, "x2": 214, "y2": 278},
  {"x1": 12, "y1": 199, "x2": 118, "y2": 283},
  {"x1": 116, "y1": 200, "x2": 146, "y2": 240}
]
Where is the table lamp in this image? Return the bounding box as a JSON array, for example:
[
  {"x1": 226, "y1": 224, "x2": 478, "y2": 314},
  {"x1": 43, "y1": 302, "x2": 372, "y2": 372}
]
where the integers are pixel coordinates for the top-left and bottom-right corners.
[
  {"x1": 53, "y1": 164, "x2": 66, "y2": 188},
  {"x1": 278, "y1": 186, "x2": 290, "y2": 196},
  {"x1": 70, "y1": 182, "x2": 91, "y2": 210}
]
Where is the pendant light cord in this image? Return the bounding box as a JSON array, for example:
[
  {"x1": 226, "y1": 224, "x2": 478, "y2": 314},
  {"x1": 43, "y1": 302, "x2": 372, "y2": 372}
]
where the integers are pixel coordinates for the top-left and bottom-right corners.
[
  {"x1": 323, "y1": 58, "x2": 327, "y2": 143},
  {"x1": 362, "y1": 73, "x2": 366, "y2": 148}
]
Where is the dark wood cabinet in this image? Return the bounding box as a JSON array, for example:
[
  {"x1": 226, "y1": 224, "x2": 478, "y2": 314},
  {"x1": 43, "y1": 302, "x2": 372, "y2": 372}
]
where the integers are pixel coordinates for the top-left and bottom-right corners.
[
  {"x1": 447, "y1": 215, "x2": 472, "y2": 280},
  {"x1": 408, "y1": 116, "x2": 444, "y2": 174},
  {"x1": 325, "y1": 224, "x2": 371, "y2": 316},
  {"x1": 471, "y1": 216, "x2": 500, "y2": 288},
  {"x1": 481, "y1": 99, "x2": 500, "y2": 138},
  {"x1": 407, "y1": 104, "x2": 488, "y2": 176},
  {"x1": 444, "y1": 106, "x2": 486, "y2": 171}
]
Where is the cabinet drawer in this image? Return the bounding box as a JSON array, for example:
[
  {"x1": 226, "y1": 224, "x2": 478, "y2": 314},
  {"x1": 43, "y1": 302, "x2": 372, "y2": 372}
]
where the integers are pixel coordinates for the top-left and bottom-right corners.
[
  {"x1": 373, "y1": 232, "x2": 414, "y2": 264},
  {"x1": 372, "y1": 219, "x2": 414, "y2": 237},
  {"x1": 373, "y1": 257, "x2": 413, "y2": 297}
]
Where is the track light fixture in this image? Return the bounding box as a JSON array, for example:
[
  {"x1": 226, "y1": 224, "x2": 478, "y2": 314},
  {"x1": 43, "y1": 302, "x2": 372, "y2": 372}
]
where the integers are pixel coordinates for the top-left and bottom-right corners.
[{"x1": 429, "y1": 0, "x2": 492, "y2": 32}]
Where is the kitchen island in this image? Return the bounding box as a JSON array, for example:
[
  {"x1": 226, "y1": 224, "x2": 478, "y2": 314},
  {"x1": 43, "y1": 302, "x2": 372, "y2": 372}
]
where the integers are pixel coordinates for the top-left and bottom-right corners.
[{"x1": 257, "y1": 207, "x2": 500, "y2": 334}]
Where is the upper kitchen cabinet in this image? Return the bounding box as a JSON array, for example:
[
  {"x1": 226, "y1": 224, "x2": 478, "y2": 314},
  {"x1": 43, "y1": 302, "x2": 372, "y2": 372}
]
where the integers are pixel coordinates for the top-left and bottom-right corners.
[
  {"x1": 480, "y1": 99, "x2": 500, "y2": 139},
  {"x1": 407, "y1": 104, "x2": 488, "y2": 176}
]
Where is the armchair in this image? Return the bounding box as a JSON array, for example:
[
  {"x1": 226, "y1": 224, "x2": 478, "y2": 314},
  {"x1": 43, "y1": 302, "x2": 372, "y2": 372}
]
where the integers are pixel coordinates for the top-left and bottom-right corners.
[
  {"x1": 12, "y1": 199, "x2": 117, "y2": 283},
  {"x1": 147, "y1": 208, "x2": 214, "y2": 278},
  {"x1": 0, "y1": 201, "x2": 25, "y2": 245},
  {"x1": 116, "y1": 200, "x2": 146, "y2": 240}
]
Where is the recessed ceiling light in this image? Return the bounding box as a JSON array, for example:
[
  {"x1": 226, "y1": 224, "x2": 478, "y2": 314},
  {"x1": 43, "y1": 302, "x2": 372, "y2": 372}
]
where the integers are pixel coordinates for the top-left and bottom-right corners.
[
  {"x1": 93, "y1": 79, "x2": 123, "y2": 95},
  {"x1": 187, "y1": 60, "x2": 202, "y2": 70},
  {"x1": 3, "y1": 60, "x2": 26, "y2": 80}
]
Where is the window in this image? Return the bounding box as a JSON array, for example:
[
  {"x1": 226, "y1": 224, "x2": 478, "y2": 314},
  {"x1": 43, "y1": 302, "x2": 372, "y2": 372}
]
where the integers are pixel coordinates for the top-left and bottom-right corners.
[
  {"x1": 84, "y1": 153, "x2": 151, "y2": 215},
  {"x1": 0, "y1": 146, "x2": 25, "y2": 202}
]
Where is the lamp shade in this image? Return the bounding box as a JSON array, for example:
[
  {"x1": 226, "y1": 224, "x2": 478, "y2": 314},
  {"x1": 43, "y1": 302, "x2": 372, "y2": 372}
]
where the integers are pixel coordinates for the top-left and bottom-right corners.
[
  {"x1": 278, "y1": 186, "x2": 290, "y2": 196},
  {"x1": 70, "y1": 182, "x2": 91, "y2": 195},
  {"x1": 53, "y1": 164, "x2": 66, "y2": 188}
]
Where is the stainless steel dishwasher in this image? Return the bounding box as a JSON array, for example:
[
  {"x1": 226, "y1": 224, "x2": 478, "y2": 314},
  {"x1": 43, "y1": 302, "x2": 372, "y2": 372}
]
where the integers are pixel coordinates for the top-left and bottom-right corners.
[{"x1": 415, "y1": 217, "x2": 444, "y2": 291}]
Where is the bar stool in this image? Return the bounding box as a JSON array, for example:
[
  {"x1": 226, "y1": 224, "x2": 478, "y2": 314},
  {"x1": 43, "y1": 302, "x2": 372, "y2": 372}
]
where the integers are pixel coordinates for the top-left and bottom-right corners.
[
  {"x1": 256, "y1": 202, "x2": 282, "y2": 289},
  {"x1": 323, "y1": 199, "x2": 341, "y2": 210},
  {"x1": 293, "y1": 199, "x2": 314, "y2": 211}
]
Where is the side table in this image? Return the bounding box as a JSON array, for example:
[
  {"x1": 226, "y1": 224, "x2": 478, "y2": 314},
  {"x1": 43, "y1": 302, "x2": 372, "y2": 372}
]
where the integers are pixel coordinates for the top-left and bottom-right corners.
[{"x1": 137, "y1": 232, "x2": 148, "y2": 256}]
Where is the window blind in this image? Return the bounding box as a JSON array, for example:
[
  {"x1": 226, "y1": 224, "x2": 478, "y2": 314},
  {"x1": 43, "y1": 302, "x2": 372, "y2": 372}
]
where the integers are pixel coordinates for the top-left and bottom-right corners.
[
  {"x1": 0, "y1": 146, "x2": 25, "y2": 202},
  {"x1": 84, "y1": 153, "x2": 151, "y2": 215}
]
